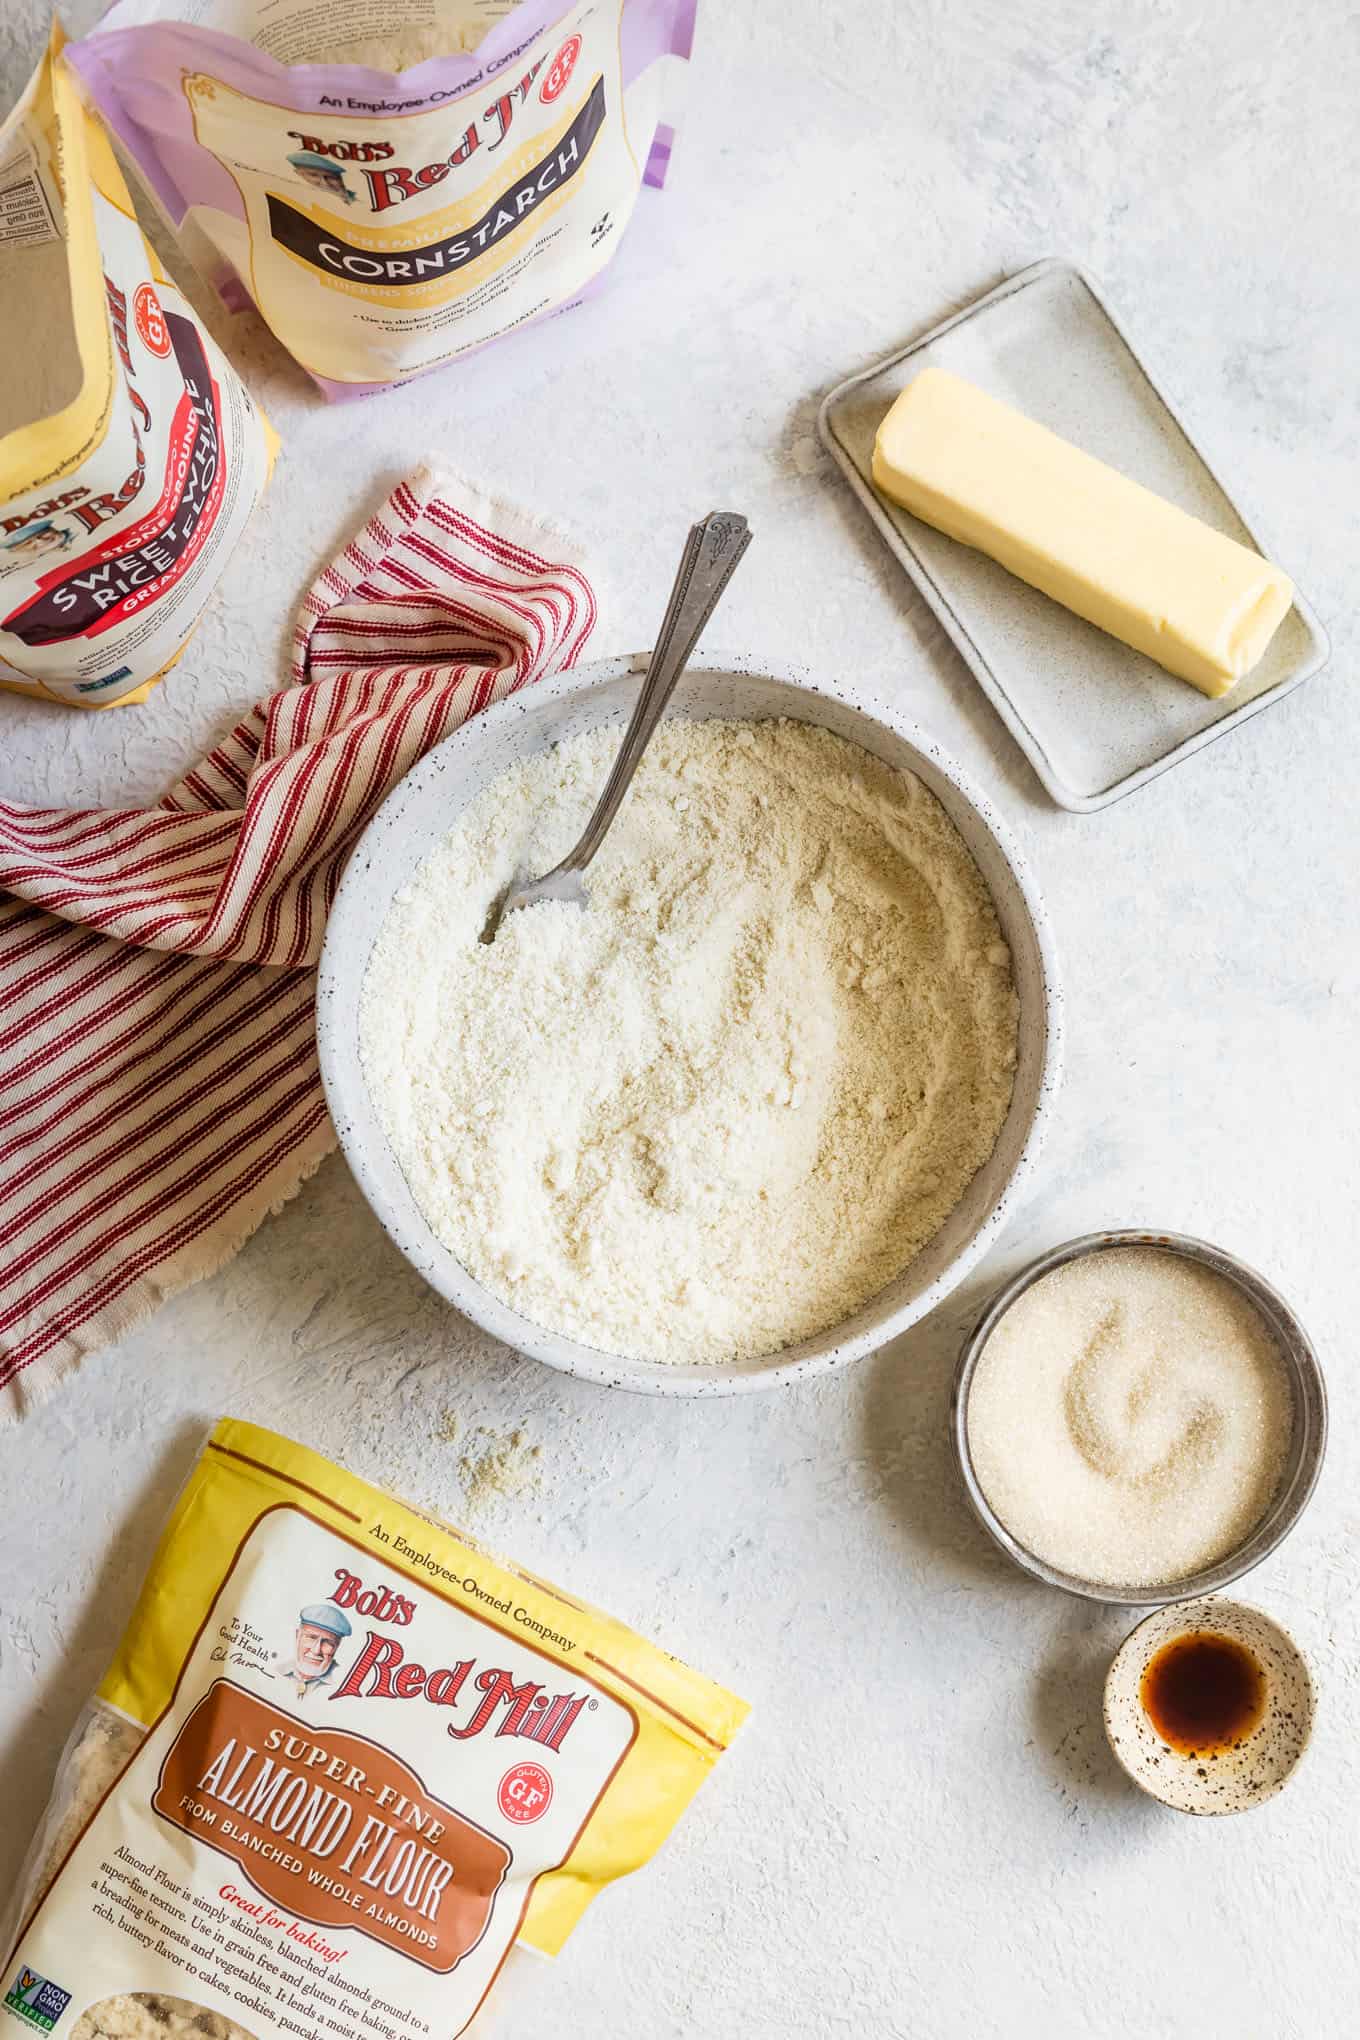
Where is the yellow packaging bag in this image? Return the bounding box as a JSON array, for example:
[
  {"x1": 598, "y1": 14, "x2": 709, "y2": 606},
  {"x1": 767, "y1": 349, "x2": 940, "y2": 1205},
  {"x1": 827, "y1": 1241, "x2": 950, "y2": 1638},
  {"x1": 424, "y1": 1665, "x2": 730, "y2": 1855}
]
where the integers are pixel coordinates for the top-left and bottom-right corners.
[
  {"x1": 2, "y1": 1420, "x2": 747, "y2": 2037},
  {"x1": 0, "y1": 33, "x2": 275, "y2": 708}
]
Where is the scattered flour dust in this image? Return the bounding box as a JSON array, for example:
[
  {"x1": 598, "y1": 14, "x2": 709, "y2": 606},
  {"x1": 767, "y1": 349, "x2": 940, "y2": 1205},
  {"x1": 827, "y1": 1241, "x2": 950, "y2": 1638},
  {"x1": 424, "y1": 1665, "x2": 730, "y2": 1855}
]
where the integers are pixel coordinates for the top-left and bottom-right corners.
[
  {"x1": 362, "y1": 718, "x2": 1019, "y2": 1365},
  {"x1": 458, "y1": 1424, "x2": 543, "y2": 1508},
  {"x1": 434, "y1": 1408, "x2": 542, "y2": 1506}
]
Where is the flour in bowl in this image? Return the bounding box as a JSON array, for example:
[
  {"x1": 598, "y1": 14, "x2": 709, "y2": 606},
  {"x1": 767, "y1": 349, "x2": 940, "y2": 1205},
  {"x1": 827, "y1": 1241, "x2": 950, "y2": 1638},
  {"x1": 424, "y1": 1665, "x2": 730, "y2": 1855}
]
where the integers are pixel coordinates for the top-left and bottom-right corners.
[{"x1": 361, "y1": 718, "x2": 1019, "y2": 1365}]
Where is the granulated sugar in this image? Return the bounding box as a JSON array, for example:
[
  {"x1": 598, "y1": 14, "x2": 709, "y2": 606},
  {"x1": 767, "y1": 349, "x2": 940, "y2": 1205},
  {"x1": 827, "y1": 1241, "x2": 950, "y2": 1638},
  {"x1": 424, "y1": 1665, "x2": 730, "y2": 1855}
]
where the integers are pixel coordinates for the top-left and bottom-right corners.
[
  {"x1": 967, "y1": 1248, "x2": 1294, "y2": 1588},
  {"x1": 362, "y1": 717, "x2": 1018, "y2": 1365}
]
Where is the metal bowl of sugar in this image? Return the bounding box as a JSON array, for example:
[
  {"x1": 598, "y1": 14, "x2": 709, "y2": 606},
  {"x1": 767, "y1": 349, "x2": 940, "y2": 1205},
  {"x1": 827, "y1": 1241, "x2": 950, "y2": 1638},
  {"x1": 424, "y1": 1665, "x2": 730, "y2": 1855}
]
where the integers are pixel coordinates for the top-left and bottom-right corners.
[{"x1": 950, "y1": 1230, "x2": 1328, "y2": 1606}]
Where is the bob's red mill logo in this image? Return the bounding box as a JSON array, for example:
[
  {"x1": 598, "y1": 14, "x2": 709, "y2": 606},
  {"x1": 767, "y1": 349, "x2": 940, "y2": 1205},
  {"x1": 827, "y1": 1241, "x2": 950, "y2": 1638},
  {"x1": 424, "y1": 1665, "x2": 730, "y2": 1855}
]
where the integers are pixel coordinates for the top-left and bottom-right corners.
[
  {"x1": 327, "y1": 1567, "x2": 591, "y2": 1752},
  {"x1": 284, "y1": 34, "x2": 581, "y2": 213},
  {"x1": 270, "y1": 40, "x2": 604, "y2": 287},
  {"x1": 150, "y1": 1565, "x2": 594, "y2": 1971}
]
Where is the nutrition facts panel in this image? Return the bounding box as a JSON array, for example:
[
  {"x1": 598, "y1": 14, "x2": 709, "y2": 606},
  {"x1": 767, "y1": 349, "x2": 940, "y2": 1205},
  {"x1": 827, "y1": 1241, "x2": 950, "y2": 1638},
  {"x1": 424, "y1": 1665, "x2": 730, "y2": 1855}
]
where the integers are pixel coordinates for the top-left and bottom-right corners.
[{"x1": 0, "y1": 145, "x2": 60, "y2": 247}]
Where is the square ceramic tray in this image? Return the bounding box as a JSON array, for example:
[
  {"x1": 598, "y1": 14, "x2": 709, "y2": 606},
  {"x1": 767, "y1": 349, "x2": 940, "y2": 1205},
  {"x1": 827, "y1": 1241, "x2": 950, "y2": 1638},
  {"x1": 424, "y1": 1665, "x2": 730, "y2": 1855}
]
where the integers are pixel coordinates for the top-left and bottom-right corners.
[{"x1": 818, "y1": 259, "x2": 1330, "y2": 811}]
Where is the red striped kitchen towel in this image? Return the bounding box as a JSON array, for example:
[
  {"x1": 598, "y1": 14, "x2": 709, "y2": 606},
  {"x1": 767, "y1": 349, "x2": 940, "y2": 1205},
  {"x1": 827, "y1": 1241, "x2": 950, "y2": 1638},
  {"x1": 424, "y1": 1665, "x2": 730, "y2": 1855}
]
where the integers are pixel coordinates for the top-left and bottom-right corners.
[{"x1": 0, "y1": 471, "x2": 597, "y2": 1418}]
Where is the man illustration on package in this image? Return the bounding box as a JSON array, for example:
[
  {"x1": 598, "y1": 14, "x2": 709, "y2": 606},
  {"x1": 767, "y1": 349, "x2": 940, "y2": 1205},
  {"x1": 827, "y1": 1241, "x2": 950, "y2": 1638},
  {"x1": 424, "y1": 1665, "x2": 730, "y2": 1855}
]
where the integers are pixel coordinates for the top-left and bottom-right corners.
[
  {"x1": 281, "y1": 1600, "x2": 352, "y2": 1697},
  {"x1": 286, "y1": 150, "x2": 358, "y2": 204},
  {"x1": 2, "y1": 518, "x2": 75, "y2": 565}
]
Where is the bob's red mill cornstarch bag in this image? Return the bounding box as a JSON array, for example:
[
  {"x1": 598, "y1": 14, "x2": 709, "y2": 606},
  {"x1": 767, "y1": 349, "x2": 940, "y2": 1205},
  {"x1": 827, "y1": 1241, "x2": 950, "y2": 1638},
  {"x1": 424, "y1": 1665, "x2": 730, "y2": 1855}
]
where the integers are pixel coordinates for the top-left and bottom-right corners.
[
  {"x1": 2, "y1": 1421, "x2": 747, "y2": 2038},
  {"x1": 68, "y1": 0, "x2": 696, "y2": 400},
  {"x1": 0, "y1": 31, "x2": 275, "y2": 709}
]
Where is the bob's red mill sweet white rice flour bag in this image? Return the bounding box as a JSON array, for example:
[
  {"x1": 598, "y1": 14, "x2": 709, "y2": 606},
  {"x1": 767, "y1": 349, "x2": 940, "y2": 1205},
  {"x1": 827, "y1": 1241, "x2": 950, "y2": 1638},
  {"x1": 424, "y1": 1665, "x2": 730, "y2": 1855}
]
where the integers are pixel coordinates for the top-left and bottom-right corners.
[
  {"x1": 2, "y1": 1421, "x2": 747, "y2": 2038},
  {"x1": 0, "y1": 31, "x2": 275, "y2": 709},
  {"x1": 69, "y1": 0, "x2": 695, "y2": 400}
]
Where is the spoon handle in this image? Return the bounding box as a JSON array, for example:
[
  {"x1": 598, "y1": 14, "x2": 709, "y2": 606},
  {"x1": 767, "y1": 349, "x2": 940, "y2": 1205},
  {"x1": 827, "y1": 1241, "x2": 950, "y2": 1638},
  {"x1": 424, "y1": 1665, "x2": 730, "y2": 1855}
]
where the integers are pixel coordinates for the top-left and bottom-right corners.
[{"x1": 561, "y1": 510, "x2": 751, "y2": 876}]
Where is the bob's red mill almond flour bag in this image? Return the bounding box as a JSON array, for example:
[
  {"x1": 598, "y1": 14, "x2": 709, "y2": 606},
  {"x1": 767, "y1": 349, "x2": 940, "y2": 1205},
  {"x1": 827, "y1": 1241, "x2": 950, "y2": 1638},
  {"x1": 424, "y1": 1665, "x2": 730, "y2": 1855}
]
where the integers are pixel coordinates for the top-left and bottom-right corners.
[
  {"x1": 68, "y1": 0, "x2": 695, "y2": 400},
  {"x1": 0, "y1": 32, "x2": 275, "y2": 709},
  {"x1": 2, "y1": 1421, "x2": 747, "y2": 2038}
]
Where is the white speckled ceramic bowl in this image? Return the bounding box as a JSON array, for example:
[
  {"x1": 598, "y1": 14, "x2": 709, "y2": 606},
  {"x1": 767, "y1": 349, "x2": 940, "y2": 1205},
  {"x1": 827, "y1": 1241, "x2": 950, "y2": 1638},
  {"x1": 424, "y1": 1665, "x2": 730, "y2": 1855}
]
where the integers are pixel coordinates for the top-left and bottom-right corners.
[
  {"x1": 316, "y1": 653, "x2": 1062, "y2": 1395},
  {"x1": 1104, "y1": 1599, "x2": 1314, "y2": 1814}
]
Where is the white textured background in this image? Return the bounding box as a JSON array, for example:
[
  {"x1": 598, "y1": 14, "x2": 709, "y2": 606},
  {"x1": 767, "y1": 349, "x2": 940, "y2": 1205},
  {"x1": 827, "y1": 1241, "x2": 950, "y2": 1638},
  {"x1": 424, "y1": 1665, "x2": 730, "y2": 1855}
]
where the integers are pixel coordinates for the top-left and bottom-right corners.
[{"x1": 3, "y1": 3, "x2": 1359, "y2": 2034}]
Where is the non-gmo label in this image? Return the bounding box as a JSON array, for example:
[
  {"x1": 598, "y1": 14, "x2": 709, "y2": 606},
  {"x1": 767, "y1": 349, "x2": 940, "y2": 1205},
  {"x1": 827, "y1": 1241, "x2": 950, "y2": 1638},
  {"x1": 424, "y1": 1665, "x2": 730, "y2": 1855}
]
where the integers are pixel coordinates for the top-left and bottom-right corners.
[{"x1": 3, "y1": 1967, "x2": 72, "y2": 2033}]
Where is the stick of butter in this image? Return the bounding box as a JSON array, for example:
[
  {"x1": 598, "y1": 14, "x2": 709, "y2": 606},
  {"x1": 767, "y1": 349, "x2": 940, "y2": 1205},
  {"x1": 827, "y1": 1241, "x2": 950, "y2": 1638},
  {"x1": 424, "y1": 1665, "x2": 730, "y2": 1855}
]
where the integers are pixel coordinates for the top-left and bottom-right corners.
[{"x1": 871, "y1": 366, "x2": 1293, "y2": 698}]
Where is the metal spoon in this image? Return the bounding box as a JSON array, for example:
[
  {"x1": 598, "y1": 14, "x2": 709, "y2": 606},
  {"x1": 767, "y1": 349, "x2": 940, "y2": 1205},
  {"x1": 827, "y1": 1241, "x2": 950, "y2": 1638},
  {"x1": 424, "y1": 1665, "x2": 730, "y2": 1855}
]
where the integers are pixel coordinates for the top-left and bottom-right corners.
[{"x1": 484, "y1": 510, "x2": 752, "y2": 939}]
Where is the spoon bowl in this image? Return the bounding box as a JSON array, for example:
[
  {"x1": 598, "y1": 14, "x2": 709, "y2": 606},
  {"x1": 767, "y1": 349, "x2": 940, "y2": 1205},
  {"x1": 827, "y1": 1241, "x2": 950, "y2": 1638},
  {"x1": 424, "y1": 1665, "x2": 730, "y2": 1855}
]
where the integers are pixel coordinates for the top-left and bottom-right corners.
[{"x1": 486, "y1": 510, "x2": 750, "y2": 937}]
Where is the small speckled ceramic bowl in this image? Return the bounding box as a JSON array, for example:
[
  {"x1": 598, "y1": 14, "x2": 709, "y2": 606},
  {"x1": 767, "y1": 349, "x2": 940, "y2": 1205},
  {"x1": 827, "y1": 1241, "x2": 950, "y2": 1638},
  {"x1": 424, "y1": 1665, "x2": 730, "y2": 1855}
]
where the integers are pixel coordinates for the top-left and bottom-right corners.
[
  {"x1": 1104, "y1": 1598, "x2": 1314, "y2": 1814},
  {"x1": 951, "y1": 1229, "x2": 1328, "y2": 1604},
  {"x1": 317, "y1": 653, "x2": 1062, "y2": 1397}
]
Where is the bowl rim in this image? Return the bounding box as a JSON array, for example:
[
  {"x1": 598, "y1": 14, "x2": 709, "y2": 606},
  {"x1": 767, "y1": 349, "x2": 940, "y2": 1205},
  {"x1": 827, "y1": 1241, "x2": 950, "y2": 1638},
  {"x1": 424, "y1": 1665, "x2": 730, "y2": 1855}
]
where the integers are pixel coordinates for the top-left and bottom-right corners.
[
  {"x1": 317, "y1": 649, "x2": 1064, "y2": 1396},
  {"x1": 951, "y1": 1228, "x2": 1329, "y2": 1603},
  {"x1": 1101, "y1": 1594, "x2": 1316, "y2": 1813}
]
